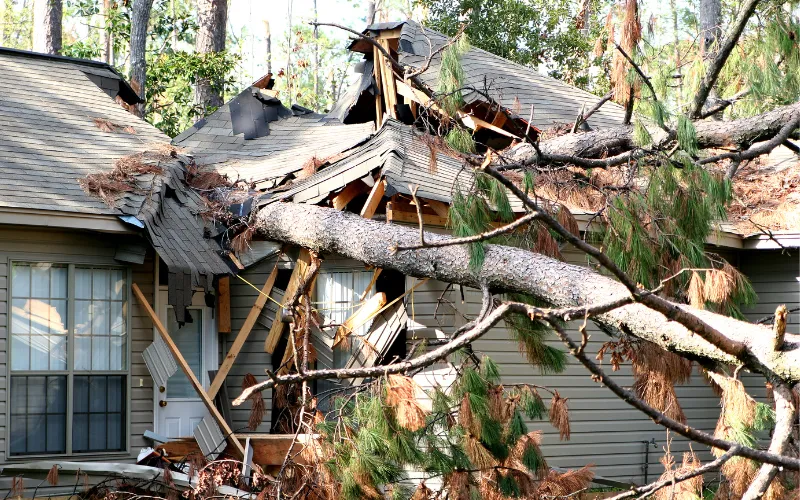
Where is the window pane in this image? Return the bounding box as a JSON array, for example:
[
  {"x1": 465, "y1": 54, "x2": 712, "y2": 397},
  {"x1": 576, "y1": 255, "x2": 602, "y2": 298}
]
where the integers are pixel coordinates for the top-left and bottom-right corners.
[
  {"x1": 50, "y1": 335, "x2": 67, "y2": 371},
  {"x1": 51, "y1": 266, "x2": 67, "y2": 299},
  {"x1": 75, "y1": 300, "x2": 90, "y2": 335},
  {"x1": 51, "y1": 299, "x2": 67, "y2": 334},
  {"x1": 11, "y1": 299, "x2": 30, "y2": 334},
  {"x1": 92, "y1": 269, "x2": 110, "y2": 300},
  {"x1": 110, "y1": 337, "x2": 124, "y2": 371},
  {"x1": 166, "y1": 309, "x2": 202, "y2": 399},
  {"x1": 110, "y1": 270, "x2": 125, "y2": 301},
  {"x1": 31, "y1": 265, "x2": 50, "y2": 298},
  {"x1": 12, "y1": 264, "x2": 30, "y2": 297},
  {"x1": 30, "y1": 335, "x2": 49, "y2": 370},
  {"x1": 91, "y1": 301, "x2": 110, "y2": 335},
  {"x1": 73, "y1": 376, "x2": 125, "y2": 453},
  {"x1": 11, "y1": 335, "x2": 30, "y2": 371},
  {"x1": 10, "y1": 376, "x2": 66, "y2": 456},
  {"x1": 75, "y1": 268, "x2": 91, "y2": 299},
  {"x1": 92, "y1": 336, "x2": 110, "y2": 370},
  {"x1": 74, "y1": 336, "x2": 91, "y2": 370}
]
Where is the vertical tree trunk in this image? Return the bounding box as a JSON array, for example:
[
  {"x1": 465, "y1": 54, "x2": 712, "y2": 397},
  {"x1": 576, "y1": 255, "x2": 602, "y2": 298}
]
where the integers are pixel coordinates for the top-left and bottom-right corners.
[
  {"x1": 194, "y1": 0, "x2": 228, "y2": 118},
  {"x1": 699, "y1": 0, "x2": 723, "y2": 118},
  {"x1": 33, "y1": 0, "x2": 62, "y2": 54},
  {"x1": 367, "y1": 1, "x2": 376, "y2": 24},
  {"x1": 101, "y1": 0, "x2": 113, "y2": 64},
  {"x1": 129, "y1": 0, "x2": 155, "y2": 117},
  {"x1": 263, "y1": 20, "x2": 272, "y2": 75},
  {"x1": 670, "y1": 0, "x2": 681, "y2": 107},
  {"x1": 313, "y1": 0, "x2": 319, "y2": 111}
]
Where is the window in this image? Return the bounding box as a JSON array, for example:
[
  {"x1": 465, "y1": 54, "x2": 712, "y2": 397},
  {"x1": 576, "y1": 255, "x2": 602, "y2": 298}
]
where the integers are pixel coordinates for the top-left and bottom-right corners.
[
  {"x1": 316, "y1": 271, "x2": 376, "y2": 369},
  {"x1": 9, "y1": 263, "x2": 128, "y2": 456}
]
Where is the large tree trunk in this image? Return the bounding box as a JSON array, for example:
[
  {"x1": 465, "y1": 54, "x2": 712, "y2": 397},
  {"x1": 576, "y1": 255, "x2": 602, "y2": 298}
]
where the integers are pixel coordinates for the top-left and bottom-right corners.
[
  {"x1": 699, "y1": 0, "x2": 722, "y2": 55},
  {"x1": 33, "y1": 0, "x2": 62, "y2": 54},
  {"x1": 252, "y1": 202, "x2": 800, "y2": 384},
  {"x1": 263, "y1": 20, "x2": 272, "y2": 75},
  {"x1": 194, "y1": 0, "x2": 228, "y2": 118},
  {"x1": 129, "y1": 0, "x2": 155, "y2": 117}
]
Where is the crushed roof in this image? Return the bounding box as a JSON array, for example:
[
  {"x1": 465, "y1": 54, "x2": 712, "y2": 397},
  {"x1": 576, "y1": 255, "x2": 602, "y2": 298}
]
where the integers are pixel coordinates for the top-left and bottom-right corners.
[
  {"x1": 353, "y1": 20, "x2": 627, "y2": 131},
  {"x1": 173, "y1": 88, "x2": 374, "y2": 188},
  {"x1": 0, "y1": 49, "x2": 168, "y2": 215}
]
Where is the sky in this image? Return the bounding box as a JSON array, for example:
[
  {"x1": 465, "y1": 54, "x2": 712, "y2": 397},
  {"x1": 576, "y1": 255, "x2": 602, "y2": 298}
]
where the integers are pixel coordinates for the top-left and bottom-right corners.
[{"x1": 227, "y1": 0, "x2": 375, "y2": 86}]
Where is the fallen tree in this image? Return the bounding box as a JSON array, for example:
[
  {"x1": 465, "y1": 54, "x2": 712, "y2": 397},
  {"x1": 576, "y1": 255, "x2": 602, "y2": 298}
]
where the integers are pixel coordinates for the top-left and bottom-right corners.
[{"x1": 250, "y1": 201, "x2": 796, "y2": 382}]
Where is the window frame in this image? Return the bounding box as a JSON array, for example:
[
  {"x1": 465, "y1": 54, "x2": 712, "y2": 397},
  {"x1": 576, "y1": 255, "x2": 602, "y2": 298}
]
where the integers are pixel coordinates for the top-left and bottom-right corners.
[{"x1": 6, "y1": 259, "x2": 132, "y2": 459}]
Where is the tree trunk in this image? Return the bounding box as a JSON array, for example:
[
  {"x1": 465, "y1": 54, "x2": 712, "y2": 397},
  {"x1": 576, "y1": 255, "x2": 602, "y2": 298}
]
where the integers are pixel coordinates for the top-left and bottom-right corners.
[
  {"x1": 252, "y1": 201, "x2": 800, "y2": 384},
  {"x1": 313, "y1": 0, "x2": 319, "y2": 111},
  {"x1": 101, "y1": 0, "x2": 112, "y2": 64},
  {"x1": 263, "y1": 20, "x2": 272, "y2": 75},
  {"x1": 699, "y1": 0, "x2": 722, "y2": 56},
  {"x1": 129, "y1": 0, "x2": 155, "y2": 117},
  {"x1": 33, "y1": 0, "x2": 61, "y2": 54},
  {"x1": 194, "y1": 0, "x2": 228, "y2": 118},
  {"x1": 367, "y1": 1, "x2": 376, "y2": 25}
]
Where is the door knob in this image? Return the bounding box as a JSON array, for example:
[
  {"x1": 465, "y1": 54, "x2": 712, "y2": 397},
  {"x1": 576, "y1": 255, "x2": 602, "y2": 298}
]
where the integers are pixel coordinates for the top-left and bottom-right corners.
[{"x1": 159, "y1": 400, "x2": 168, "y2": 407}]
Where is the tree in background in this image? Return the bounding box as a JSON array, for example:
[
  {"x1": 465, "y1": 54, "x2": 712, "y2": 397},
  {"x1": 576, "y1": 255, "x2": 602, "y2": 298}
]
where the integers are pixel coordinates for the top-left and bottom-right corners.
[
  {"x1": 194, "y1": 0, "x2": 228, "y2": 117},
  {"x1": 129, "y1": 0, "x2": 156, "y2": 116},
  {"x1": 32, "y1": 0, "x2": 61, "y2": 53}
]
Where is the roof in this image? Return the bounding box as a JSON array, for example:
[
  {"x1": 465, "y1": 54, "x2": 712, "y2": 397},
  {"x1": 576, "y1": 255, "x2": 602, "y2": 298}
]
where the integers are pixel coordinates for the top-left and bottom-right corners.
[
  {"x1": 270, "y1": 118, "x2": 522, "y2": 210},
  {"x1": 0, "y1": 48, "x2": 168, "y2": 216},
  {"x1": 351, "y1": 20, "x2": 626, "y2": 130},
  {"x1": 173, "y1": 87, "x2": 374, "y2": 188}
]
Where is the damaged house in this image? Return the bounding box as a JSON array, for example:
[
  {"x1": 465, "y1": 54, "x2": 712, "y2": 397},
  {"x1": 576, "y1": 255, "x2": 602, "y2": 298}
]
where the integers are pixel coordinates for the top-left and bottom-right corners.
[{"x1": 0, "y1": 20, "x2": 798, "y2": 495}]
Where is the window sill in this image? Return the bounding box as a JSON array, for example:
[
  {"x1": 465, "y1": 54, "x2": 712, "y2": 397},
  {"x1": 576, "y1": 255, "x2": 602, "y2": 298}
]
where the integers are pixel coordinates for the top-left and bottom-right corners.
[{"x1": 5, "y1": 451, "x2": 131, "y2": 462}]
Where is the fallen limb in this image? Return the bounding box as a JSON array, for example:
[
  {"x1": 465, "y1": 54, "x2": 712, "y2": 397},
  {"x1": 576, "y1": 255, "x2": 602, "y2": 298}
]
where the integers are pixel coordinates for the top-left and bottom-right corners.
[{"x1": 251, "y1": 202, "x2": 800, "y2": 383}]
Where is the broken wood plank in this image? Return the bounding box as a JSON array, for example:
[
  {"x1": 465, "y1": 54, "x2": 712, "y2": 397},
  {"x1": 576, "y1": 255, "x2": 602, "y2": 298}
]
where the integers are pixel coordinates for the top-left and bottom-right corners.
[
  {"x1": 360, "y1": 268, "x2": 382, "y2": 301},
  {"x1": 217, "y1": 276, "x2": 231, "y2": 334},
  {"x1": 386, "y1": 202, "x2": 449, "y2": 227},
  {"x1": 210, "y1": 260, "x2": 281, "y2": 398},
  {"x1": 265, "y1": 249, "x2": 312, "y2": 354},
  {"x1": 376, "y1": 27, "x2": 402, "y2": 40},
  {"x1": 132, "y1": 283, "x2": 245, "y2": 458},
  {"x1": 372, "y1": 46, "x2": 384, "y2": 124},
  {"x1": 333, "y1": 292, "x2": 387, "y2": 347},
  {"x1": 332, "y1": 181, "x2": 368, "y2": 211},
  {"x1": 425, "y1": 198, "x2": 450, "y2": 219},
  {"x1": 360, "y1": 177, "x2": 386, "y2": 219}
]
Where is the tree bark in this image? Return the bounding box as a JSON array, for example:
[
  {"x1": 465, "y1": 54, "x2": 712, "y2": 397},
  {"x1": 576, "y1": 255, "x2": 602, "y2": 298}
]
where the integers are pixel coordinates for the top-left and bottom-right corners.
[
  {"x1": 252, "y1": 202, "x2": 800, "y2": 384},
  {"x1": 128, "y1": 0, "x2": 155, "y2": 117},
  {"x1": 507, "y1": 100, "x2": 800, "y2": 164},
  {"x1": 263, "y1": 20, "x2": 272, "y2": 75},
  {"x1": 194, "y1": 0, "x2": 228, "y2": 118},
  {"x1": 699, "y1": 0, "x2": 722, "y2": 55},
  {"x1": 33, "y1": 0, "x2": 62, "y2": 54}
]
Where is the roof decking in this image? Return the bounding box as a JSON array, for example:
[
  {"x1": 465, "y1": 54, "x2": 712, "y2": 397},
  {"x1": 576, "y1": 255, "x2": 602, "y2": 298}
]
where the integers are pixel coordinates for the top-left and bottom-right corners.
[{"x1": 0, "y1": 48, "x2": 168, "y2": 215}]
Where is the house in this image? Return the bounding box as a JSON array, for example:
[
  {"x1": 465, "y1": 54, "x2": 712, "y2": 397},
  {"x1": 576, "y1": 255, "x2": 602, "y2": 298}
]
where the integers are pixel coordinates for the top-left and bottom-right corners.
[{"x1": 0, "y1": 19, "x2": 796, "y2": 496}]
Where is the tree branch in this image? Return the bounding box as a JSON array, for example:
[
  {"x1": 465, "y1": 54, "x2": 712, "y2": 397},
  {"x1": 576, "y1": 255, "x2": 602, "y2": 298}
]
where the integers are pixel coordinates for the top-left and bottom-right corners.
[
  {"x1": 689, "y1": 0, "x2": 762, "y2": 118},
  {"x1": 742, "y1": 381, "x2": 797, "y2": 499}
]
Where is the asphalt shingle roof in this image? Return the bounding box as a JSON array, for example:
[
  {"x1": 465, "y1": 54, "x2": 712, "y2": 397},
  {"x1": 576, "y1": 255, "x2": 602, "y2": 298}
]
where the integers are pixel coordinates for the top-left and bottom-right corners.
[
  {"x1": 0, "y1": 48, "x2": 169, "y2": 215},
  {"x1": 173, "y1": 91, "x2": 374, "y2": 188}
]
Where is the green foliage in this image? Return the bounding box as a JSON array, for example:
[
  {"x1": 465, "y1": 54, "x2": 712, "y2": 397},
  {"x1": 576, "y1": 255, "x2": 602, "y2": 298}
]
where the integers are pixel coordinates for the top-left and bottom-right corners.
[
  {"x1": 448, "y1": 184, "x2": 491, "y2": 269},
  {"x1": 518, "y1": 386, "x2": 547, "y2": 420},
  {"x1": 446, "y1": 126, "x2": 477, "y2": 153},
  {"x1": 677, "y1": 115, "x2": 699, "y2": 156},
  {"x1": 633, "y1": 119, "x2": 652, "y2": 147},
  {"x1": 754, "y1": 402, "x2": 776, "y2": 432},
  {"x1": 504, "y1": 293, "x2": 567, "y2": 374},
  {"x1": 498, "y1": 474, "x2": 521, "y2": 497},
  {"x1": 437, "y1": 34, "x2": 470, "y2": 116}
]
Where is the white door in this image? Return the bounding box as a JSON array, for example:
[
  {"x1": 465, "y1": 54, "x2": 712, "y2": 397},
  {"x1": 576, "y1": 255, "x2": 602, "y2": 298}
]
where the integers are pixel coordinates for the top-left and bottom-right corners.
[{"x1": 155, "y1": 289, "x2": 217, "y2": 438}]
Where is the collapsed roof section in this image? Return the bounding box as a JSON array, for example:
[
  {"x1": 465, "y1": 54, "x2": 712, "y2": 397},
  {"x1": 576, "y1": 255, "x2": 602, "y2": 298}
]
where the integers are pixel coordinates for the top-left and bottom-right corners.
[
  {"x1": 173, "y1": 85, "x2": 374, "y2": 190},
  {"x1": 342, "y1": 20, "x2": 626, "y2": 132}
]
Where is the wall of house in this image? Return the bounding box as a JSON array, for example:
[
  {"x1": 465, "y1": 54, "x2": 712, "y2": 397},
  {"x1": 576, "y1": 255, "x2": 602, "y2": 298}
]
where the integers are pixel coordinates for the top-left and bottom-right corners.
[
  {"x1": 222, "y1": 256, "x2": 283, "y2": 433},
  {"x1": 0, "y1": 225, "x2": 155, "y2": 465},
  {"x1": 740, "y1": 249, "x2": 799, "y2": 334}
]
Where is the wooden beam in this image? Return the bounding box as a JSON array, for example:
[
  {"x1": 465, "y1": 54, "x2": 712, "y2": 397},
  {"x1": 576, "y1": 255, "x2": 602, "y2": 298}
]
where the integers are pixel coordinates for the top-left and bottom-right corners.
[
  {"x1": 360, "y1": 268, "x2": 382, "y2": 301},
  {"x1": 332, "y1": 181, "x2": 368, "y2": 211},
  {"x1": 217, "y1": 276, "x2": 231, "y2": 334},
  {"x1": 378, "y1": 39, "x2": 398, "y2": 118},
  {"x1": 372, "y1": 46, "x2": 384, "y2": 124},
  {"x1": 265, "y1": 249, "x2": 312, "y2": 353},
  {"x1": 375, "y1": 43, "x2": 396, "y2": 119},
  {"x1": 376, "y1": 27, "x2": 402, "y2": 40},
  {"x1": 132, "y1": 283, "x2": 245, "y2": 458},
  {"x1": 360, "y1": 178, "x2": 386, "y2": 219},
  {"x1": 386, "y1": 202, "x2": 449, "y2": 227},
  {"x1": 424, "y1": 198, "x2": 450, "y2": 219},
  {"x1": 333, "y1": 292, "x2": 387, "y2": 347},
  {"x1": 209, "y1": 259, "x2": 280, "y2": 399}
]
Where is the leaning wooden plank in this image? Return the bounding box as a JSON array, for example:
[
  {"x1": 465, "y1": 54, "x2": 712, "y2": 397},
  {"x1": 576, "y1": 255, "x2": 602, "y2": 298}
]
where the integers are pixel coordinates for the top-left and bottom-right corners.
[
  {"x1": 131, "y1": 283, "x2": 246, "y2": 458},
  {"x1": 360, "y1": 177, "x2": 386, "y2": 219},
  {"x1": 209, "y1": 259, "x2": 281, "y2": 399},
  {"x1": 217, "y1": 276, "x2": 231, "y2": 334},
  {"x1": 424, "y1": 198, "x2": 450, "y2": 219},
  {"x1": 333, "y1": 292, "x2": 387, "y2": 347},
  {"x1": 372, "y1": 45, "x2": 384, "y2": 124},
  {"x1": 360, "y1": 268, "x2": 383, "y2": 301},
  {"x1": 265, "y1": 249, "x2": 312, "y2": 353}
]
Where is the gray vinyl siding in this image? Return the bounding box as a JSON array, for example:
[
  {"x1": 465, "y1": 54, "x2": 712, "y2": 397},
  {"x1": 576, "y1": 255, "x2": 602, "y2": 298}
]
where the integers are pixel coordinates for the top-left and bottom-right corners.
[
  {"x1": 222, "y1": 257, "x2": 281, "y2": 433},
  {"x1": 740, "y1": 249, "x2": 799, "y2": 333},
  {"x1": 0, "y1": 225, "x2": 155, "y2": 465}
]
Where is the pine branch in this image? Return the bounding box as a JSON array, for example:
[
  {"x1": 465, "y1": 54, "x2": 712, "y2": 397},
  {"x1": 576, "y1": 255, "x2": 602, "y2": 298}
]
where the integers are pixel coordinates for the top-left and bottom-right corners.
[{"x1": 689, "y1": 0, "x2": 762, "y2": 118}]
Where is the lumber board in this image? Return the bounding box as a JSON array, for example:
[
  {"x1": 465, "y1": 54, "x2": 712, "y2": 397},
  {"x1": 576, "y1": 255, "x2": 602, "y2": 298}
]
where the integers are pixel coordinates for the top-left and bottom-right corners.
[
  {"x1": 360, "y1": 268, "x2": 382, "y2": 301},
  {"x1": 424, "y1": 198, "x2": 450, "y2": 219},
  {"x1": 372, "y1": 46, "x2": 384, "y2": 124},
  {"x1": 360, "y1": 177, "x2": 386, "y2": 219},
  {"x1": 217, "y1": 276, "x2": 231, "y2": 334},
  {"x1": 132, "y1": 283, "x2": 246, "y2": 458},
  {"x1": 158, "y1": 434, "x2": 310, "y2": 467},
  {"x1": 265, "y1": 249, "x2": 312, "y2": 353},
  {"x1": 332, "y1": 181, "x2": 368, "y2": 211},
  {"x1": 209, "y1": 259, "x2": 280, "y2": 399},
  {"x1": 333, "y1": 292, "x2": 387, "y2": 347},
  {"x1": 386, "y1": 202, "x2": 449, "y2": 227}
]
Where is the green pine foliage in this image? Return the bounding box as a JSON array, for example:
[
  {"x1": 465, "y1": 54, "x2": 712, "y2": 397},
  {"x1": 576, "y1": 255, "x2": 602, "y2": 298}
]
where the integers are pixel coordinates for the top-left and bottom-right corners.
[
  {"x1": 446, "y1": 126, "x2": 477, "y2": 153},
  {"x1": 504, "y1": 293, "x2": 567, "y2": 374},
  {"x1": 677, "y1": 115, "x2": 699, "y2": 156},
  {"x1": 316, "y1": 358, "x2": 552, "y2": 498},
  {"x1": 438, "y1": 34, "x2": 470, "y2": 116},
  {"x1": 633, "y1": 119, "x2": 653, "y2": 147}
]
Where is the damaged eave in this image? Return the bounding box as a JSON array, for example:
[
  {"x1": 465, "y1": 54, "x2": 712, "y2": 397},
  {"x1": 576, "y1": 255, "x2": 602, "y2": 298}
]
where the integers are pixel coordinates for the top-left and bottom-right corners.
[{"x1": 0, "y1": 206, "x2": 136, "y2": 233}]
